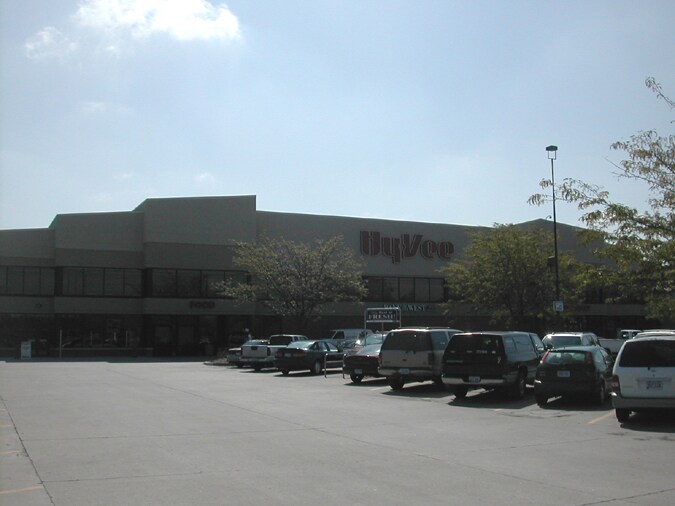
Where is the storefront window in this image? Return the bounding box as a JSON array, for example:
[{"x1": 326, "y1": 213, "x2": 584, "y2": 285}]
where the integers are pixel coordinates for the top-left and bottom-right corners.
[
  {"x1": 83, "y1": 268, "x2": 104, "y2": 296},
  {"x1": 399, "y1": 278, "x2": 415, "y2": 301},
  {"x1": 430, "y1": 279, "x2": 445, "y2": 302},
  {"x1": 202, "y1": 271, "x2": 224, "y2": 297},
  {"x1": 105, "y1": 269, "x2": 124, "y2": 296},
  {"x1": 382, "y1": 277, "x2": 399, "y2": 301},
  {"x1": 415, "y1": 278, "x2": 429, "y2": 302},
  {"x1": 41, "y1": 268, "x2": 55, "y2": 295},
  {"x1": 62, "y1": 267, "x2": 84, "y2": 295},
  {"x1": 177, "y1": 270, "x2": 201, "y2": 297},
  {"x1": 124, "y1": 269, "x2": 142, "y2": 297},
  {"x1": 152, "y1": 269, "x2": 176, "y2": 296}
]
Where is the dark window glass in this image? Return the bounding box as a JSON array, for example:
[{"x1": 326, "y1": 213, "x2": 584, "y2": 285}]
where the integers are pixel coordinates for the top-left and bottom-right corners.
[
  {"x1": 177, "y1": 270, "x2": 201, "y2": 297},
  {"x1": 23, "y1": 267, "x2": 40, "y2": 295},
  {"x1": 365, "y1": 277, "x2": 383, "y2": 301},
  {"x1": 0, "y1": 267, "x2": 6, "y2": 294},
  {"x1": 399, "y1": 278, "x2": 414, "y2": 301},
  {"x1": 415, "y1": 278, "x2": 429, "y2": 302},
  {"x1": 105, "y1": 269, "x2": 124, "y2": 296},
  {"x1": 429, "y1": 279, "x2": 444, "y2": 302},
  {"x1": 513, "y1": 334, "x2": 534, "y2": 352},
  {"x1": 382, "y1": 331, "x2": 431, "y2": 352},
  {"x1": 7, "y1": 267, "x2": 23, "y2": 294},
  {"x1": 62, "y1": 268, "x2": 83, "y2": 296},
  {"x1": 152, "y1": 269, "x2": 176, "y2": 296},
  {"x1": 619, "y1": 340, "x2": 675, "y2": 367},
  {"x1": 202, "y1": 271, "x2": 224, "y2": 297},
  {"x1": 124, "y1": 269, "x2": 142, "y2": 297},
  {"x1": 382, "y1": 277, "x2": 398, "y2": 301},
  {"x1": 83, "y1": 268, "x2": 104, "y2": 296},
  {"x1": 40, "y1": 268, "x2": 55, "y2": 295}
]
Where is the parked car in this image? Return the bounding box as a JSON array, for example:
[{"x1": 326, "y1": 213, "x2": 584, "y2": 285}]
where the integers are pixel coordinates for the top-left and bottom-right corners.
[
  {"x1": 241, "y1": 334, "x2": 308, "y2": 371},
  {"x1": 274, "y1": 340, "x2": 344, "y2": 375},
  {"x1": 442, "y1": 331, "x2": 543, "y2": 399},
  {"x1": 542, "y1": 332, "x2": 601, "y2": 350},
  {"x1": 610, "y1": 331, "x2": 675, "y2": 423},
  {"x1": 343, "y1": 343, "x2": 383, "y2": 383},
  {"x1": 534, "y1": 346, "x2": 614, "y2": 406},
  {"x1": 343, "y1": 333, "x2": 387, "y2": 357},
  {"x1": 378, "y1": 328, "x2": 461, "y2": 390}
]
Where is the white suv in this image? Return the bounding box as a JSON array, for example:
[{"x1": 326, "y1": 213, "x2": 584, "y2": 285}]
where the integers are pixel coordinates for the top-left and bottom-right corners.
[{"x1": 610, "y1": 331, "x2": 675, "y2": 423}]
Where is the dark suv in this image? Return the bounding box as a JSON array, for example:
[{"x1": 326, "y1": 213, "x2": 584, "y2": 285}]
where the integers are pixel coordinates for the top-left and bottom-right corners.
[
  {"x1": 378, "y1": 328, "x2": 462, "y2": 390},
  {"x1": 442, "y1": 331, "x2": 544, "y2": 399}
]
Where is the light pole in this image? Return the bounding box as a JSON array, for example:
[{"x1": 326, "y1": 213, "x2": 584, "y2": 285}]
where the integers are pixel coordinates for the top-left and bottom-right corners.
[{"x1": 546, "y1": 145, "x2": 561, "y2": 312}]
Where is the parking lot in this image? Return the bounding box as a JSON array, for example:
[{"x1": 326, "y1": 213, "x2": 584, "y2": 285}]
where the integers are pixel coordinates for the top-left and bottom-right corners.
[{"x1": 1, "y1": 358, "x2": 675, "y2": 506}]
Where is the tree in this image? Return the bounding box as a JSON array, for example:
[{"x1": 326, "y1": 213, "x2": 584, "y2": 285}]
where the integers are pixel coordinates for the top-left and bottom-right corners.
[
  {"x1": 219, "y1": 236, "x2": 367, "y2": 332},
  {"x1": 529, "y1": 78, "x2": 674, "y2": 322},
  {"x1": 440, "y1": 224, "x2": 576, "y2": 329}
]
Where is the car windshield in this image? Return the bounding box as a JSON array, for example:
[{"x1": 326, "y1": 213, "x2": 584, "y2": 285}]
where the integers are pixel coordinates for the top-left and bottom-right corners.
[
  {"x1": 543, "y1": 350, "x2": 589, "y2": 364},
  {"x1": 243, "y1": 340, "x2": 267, "y2": 346},
  {"x1": 618, "y1": 340, "x2": 675, "y2": 367},
  {"x1": 269, "y1": 335, "x2": 294, "y2": 346},
  {"x1": 358, "y1": 344, "x2": 382, "y2": 355},
  {"x1": 544, "y1": 335, "x2": 581, "y2": 347},
  {"x1": 382, "y1": 331, "x2": 432, "y2": 352},
  {"x1": 445, "y1": 334, "x2": 503, "y2": 356},
  {"x1": 287, "y1": 341, "x2": 313, "y2": 349},
  {"x1": 360, "y1": 334, "x2": 385, "y2": 346}
]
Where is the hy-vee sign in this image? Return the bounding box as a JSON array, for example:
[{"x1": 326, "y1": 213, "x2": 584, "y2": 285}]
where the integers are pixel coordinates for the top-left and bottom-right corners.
[{"x1": 360, "y1": 230, "x2": 454, "y2": 264}]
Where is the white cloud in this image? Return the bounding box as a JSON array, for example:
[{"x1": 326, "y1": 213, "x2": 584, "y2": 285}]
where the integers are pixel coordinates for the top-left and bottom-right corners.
[
  {"x1": 24, "y1": 27, "x2": 78, "y2": 60},
  {"x1": 74, "y1": 0, "x2": 240, "y2": 41}
]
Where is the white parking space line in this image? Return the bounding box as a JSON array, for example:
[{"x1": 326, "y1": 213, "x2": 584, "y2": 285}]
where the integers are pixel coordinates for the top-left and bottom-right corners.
[
  {"x1": 588, "y1": 411, "x2": 615, "y2": 424},
  {"x1": 0, "y1": 485, "x2": 43, "y2": 496}
]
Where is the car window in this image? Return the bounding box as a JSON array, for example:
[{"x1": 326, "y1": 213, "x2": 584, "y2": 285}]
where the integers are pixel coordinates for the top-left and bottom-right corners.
[
  {"x1": 269, "y1": 335, "x2": 293, "y2": 346},
  {"x1": 431, "y1": 331, "x2": 450, "y2": 351},
  {"x1": 446, "y1": 334, "x2": 504, "y2": 356},
  {"x1": 326, "y1": 342, "x2": 339, "y2": 352},
  {"x1": 382, "y1": 331, "x2": 431, "y2": 352},
  {"x1": 543, "y1": 335, "x2": 581, "y2": 348},
  {"x1": 543, "y1": 350, "x2": 588, "y2": 364},
  {"x1": 618, "y1": 340, "x2": 675, "y2": 367},
  {"x1": 513, "y1": 334, "x2": 533, "y2": 352},
  {"x1": 287, "y1": 341, "x2": 312, "y2": 349},
  {"x1": 503, "y1": 336, "x2": 516, "y2": 354}
]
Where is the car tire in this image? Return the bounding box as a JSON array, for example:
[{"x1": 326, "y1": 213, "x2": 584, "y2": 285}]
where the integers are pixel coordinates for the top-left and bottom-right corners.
[
  {"x1": 454, "y1": 385, "x2": 468, "y2": 398},
  {"x1": 615, "y1": 408, "x2": 630, "y2": 423},
  {"x1": 509, "y1": 371, "x2": 527, "y2": 399},
  {"x1": 536, "y1": 394, "x2": 548, "y2": 407},
  {"x1": 388, "y1": 378, "x2": 405, "y2": 391},
  {"x1": 311, "y1": 360, "x2": 323, "y2": 375},
  {"x1": 253, "y1": 364, "x2": 262, "y2": 372},
  {"x1": 595, "y1": 381, "x2": 606, "y2": 405},
  {"x1": 350, "y1": 373, "x2": 363, "y2": 384},
  {"x1": 280, "y1": 369, "x2": 289, "y2": 376}
]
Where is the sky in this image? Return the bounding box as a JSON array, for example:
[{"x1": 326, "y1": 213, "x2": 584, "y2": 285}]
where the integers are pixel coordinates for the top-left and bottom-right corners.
[{"x1": 1, "y1": 0, "x2": 673, "y2": 231}]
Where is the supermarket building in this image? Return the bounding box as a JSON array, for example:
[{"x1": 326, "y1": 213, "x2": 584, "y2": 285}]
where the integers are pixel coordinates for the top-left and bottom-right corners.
[{"x1": 0, "y1": 195, "x2": 647, "y2": 357}]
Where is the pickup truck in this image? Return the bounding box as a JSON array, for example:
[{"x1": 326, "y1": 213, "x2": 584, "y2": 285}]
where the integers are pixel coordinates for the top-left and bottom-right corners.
[
  {"x1": 240, "y1": 334, "x2": 309, "y2": 371},
  {"x1": 598, "y1": 330, "x2": 642, "y2": 356}
]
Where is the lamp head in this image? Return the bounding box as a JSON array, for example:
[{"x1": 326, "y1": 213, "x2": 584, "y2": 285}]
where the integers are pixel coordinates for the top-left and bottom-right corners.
[{"x1": 546, "y1": 145, "x2": 558, "y2": 160}]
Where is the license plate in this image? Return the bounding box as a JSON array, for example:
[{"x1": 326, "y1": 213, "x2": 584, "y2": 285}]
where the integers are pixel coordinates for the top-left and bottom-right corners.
[
  {"x1": 399, "y1": 368, "x2": 410, "y2": 375},
  {"x1": 557, "y1": 370, "x2": 571, "y2": 378},
  {"x1": 354, "y1": 368, "x2": 363, "y2": 375},
  {"x1": 284, "y1": 352, "x2": 292, "y2": 358},
  {"x1": 468, "y1": 376, "x2": 481, "y2": 384},
  {"x1": 646, "y1": 380, "x2": 663, "y2": 390}
]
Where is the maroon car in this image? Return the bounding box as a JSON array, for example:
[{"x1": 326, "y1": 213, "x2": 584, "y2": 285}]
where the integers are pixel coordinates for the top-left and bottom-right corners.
[{"x1": 343, "y1": 344, "x2": 382, "y2": 383}]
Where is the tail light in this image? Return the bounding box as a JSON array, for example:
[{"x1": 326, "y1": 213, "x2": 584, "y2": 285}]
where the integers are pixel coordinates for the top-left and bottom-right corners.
[
  {"x1": 378, "y1": 354, "x2": 383, "y2": 366},
  {"x1": 611, "y1": 375, "x2": 621, "y2": 393},
  {"x1": 540, "y1": 351, "x2": 550, "y2": 364},
  {"x1": 275, "y1": 350, "x2": 283, "y2": 358},
  {"x1": 585, "y1": 352, "x2": 593, "y2": 364}
]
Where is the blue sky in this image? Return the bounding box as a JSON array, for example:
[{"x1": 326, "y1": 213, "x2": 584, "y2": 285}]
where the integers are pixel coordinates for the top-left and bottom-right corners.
[{"x1": 1, "y1": 0, "x2": 673, "y2": 230}]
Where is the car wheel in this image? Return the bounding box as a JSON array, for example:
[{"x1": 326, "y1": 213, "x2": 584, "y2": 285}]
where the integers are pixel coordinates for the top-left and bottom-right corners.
[
  {"x1": 509, "y1": 371, "x2": 527, "y2": 399},
  {"x1": 236, "y1": 364, "x2": 244, "y2": 368},
  {"x1": 280, "y1": 369, "x2": 289, "y2": 376},
  {"x1": 253, "y1": 364, "x2": 262, "y2": 372},
  {"x1": 388, "y1": 378, "x2": 405, "y2": 391},
  {"x1": 595, "y1": 381, "x2": 606, "y2": 405},
  {"x1": 536, "y1": 394, "x2": 548, "y2": 407},
  {"x1": 311, "y1": 360, "x2": 323, "y2": 375},
  {"x1": 615, "y1": 408, "x2": 630, "y2": 423},
  {"x1": 454, "y1": 385, "x2": 468, "y2": 398},
  {"x1": 350, "y1": 373, "x2": 363, "y2": 384}
]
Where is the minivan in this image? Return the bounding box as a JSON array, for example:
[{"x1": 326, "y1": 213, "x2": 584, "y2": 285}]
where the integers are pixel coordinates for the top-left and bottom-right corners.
[
  {"x1": 442, "y1": 331, "x2": 543, "y2": 399},
  {"x1": 610, "y1": 332, "x2": 675, "y2": 422},
  {"x1": 378, "y1": 328, "x2": 462, "y2": 390}
]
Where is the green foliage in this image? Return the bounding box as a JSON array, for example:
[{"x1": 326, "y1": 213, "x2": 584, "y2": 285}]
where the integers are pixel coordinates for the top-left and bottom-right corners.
[
  {"x1": 440, "y1": 224, "x2": 567, "y2": 329},
  {"x1": 219, "y1": 236, "x2": 366, "y2": 331},
  {"x1": 529, "y1": 78, "x2": 674, "y2": 321}
]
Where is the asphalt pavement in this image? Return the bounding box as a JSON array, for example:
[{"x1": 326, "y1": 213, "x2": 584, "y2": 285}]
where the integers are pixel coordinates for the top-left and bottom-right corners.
[{"x1": 1, "y1": 358, "x2": 675, "y2": 506}]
